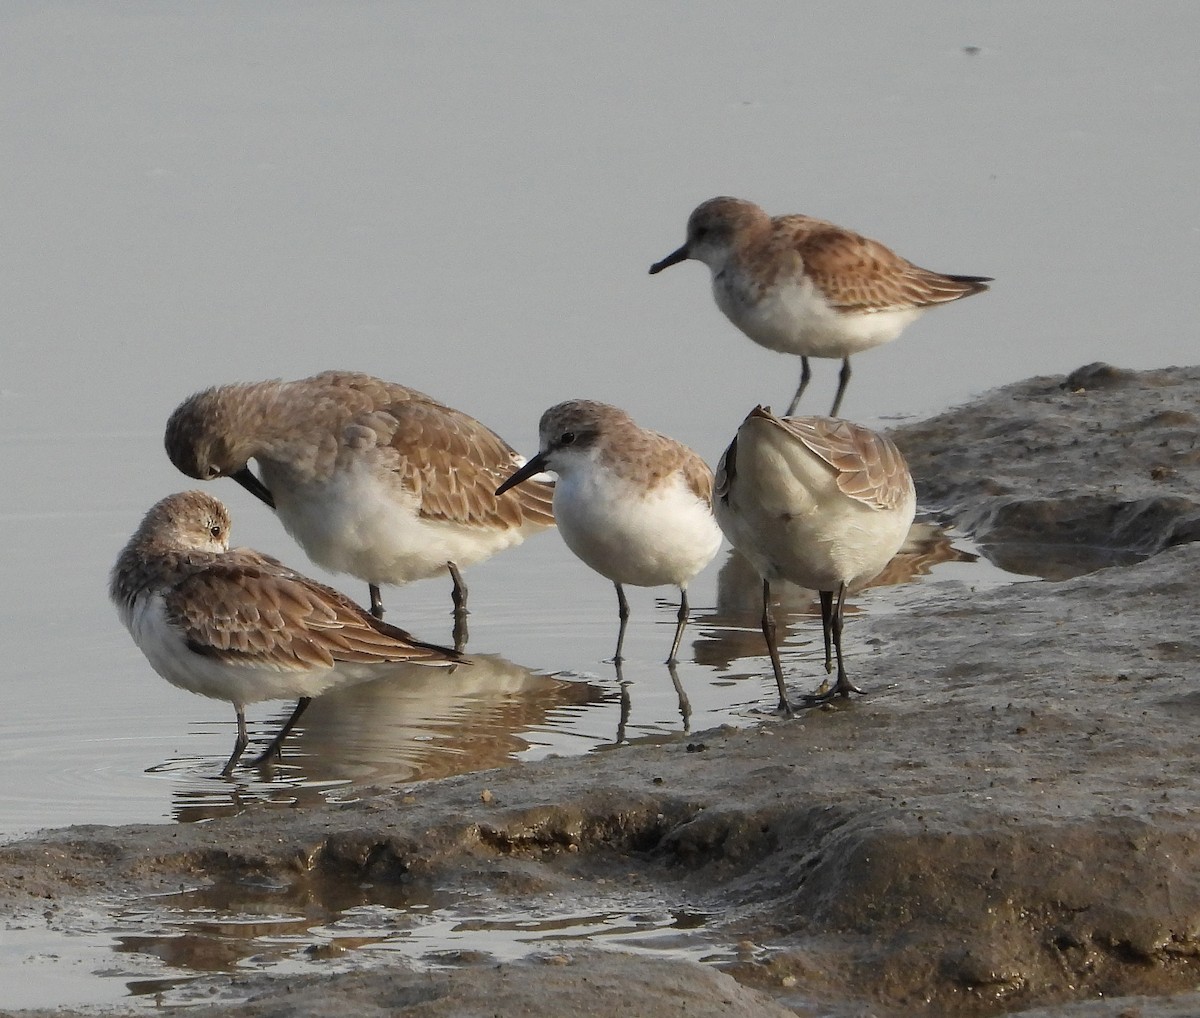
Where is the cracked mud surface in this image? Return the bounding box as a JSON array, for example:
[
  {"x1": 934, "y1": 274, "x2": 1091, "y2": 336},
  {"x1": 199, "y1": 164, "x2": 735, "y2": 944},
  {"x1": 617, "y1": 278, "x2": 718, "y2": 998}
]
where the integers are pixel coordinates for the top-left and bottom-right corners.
[{"x1": 4, "y1": 364, "x2": 1200, "y2": 1017}]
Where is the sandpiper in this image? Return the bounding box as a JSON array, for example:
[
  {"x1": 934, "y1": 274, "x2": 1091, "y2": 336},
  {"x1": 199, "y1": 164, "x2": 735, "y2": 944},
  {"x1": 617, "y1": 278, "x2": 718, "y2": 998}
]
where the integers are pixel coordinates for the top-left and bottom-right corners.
[
  {"x1": 496, "y1": 400, "x2": 722, "y2": 664},
  {"x1": 164, "y1": 371, "x2": 555, "y2": 644},
  {"x1": 110, "y1": 491, "x2": 460, "y2": 776},
  {"x1": 650, "y1": 196, "x2": 990, "y2": 417},
  {"x1": 713, "y1": 406, "x2": 916, "y2": 712}
]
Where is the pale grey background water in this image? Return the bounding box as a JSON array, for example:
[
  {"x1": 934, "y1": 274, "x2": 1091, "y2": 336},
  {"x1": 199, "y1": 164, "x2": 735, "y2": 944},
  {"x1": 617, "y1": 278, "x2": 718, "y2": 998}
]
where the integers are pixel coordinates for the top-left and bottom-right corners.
[{"x1": 2, "y1": 3, "x2": 1198, "y2": 842}]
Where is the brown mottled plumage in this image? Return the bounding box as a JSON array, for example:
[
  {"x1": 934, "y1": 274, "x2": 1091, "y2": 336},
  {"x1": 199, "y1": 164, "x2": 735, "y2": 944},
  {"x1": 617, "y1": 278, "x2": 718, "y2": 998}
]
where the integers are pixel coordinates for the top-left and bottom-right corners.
[
  {"x1": 164, "y1": 371, "x2": 555, "y2": 634},
  {"x1": 651, "y1": 197, "x2": 990, "y2": 416},
  {"x1": 755, "y1": 213, "x2": 986, "y2": 311},
  {"x1": 537, "y1": 400, "x2": 715, "y2": 506},
  {"x1": 764, "y1": 412, "x2": 914, "y2": 511},
  {"x1": 110, "y1": 491, "x2": 460, "y2": 775}
]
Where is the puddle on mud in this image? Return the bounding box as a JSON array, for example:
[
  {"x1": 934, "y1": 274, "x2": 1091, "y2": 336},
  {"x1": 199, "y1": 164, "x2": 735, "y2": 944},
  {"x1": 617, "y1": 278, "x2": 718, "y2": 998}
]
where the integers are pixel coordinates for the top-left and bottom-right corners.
[
  {"x1": 141, "y1": 519, "x2": 1017, "y2": 827},
  {"x1": 7, "y1": 880, "x2": 733, "y2": 1009},
  {"x1": 2, "y1": 521, "x2": 1126, "y2": 1010},
  {"x1": 975, "y1": 539, "x2": 1151, "y2": 581}
]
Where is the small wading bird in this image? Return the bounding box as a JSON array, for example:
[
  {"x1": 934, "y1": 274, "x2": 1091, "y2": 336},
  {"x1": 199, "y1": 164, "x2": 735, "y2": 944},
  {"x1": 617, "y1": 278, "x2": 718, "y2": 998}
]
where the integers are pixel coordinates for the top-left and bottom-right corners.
[
  {"x1": 110, "y1": 491, "x2": 460, "y2": 776},
  {"x1": 497, "y1": 400, "x2": 722, "y2": 664},
  {"x1": 650, "y1": 196, "x2": 990, "y2": 417},
  {"x1": 164, "y1": 371, "x2": 555, "y2": 649},
  {"x1": 712, "y1": 406, "x2": 916, "y2": 712}
]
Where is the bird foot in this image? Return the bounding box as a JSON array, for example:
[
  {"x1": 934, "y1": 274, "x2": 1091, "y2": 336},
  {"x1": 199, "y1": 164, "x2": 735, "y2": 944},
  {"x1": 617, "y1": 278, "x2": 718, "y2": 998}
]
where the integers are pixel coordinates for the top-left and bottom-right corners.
[{"x1": 798, "y1": 680, "x2": 865, "y2": 707}]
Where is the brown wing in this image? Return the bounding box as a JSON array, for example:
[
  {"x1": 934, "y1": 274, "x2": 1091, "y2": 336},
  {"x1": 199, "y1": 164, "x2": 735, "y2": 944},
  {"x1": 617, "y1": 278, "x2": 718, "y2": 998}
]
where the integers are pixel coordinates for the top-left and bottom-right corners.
[
  {"x1": 165, "y1": 550, "x2": 458, "y2": 670},
  {"x1": 767, "y1": 412, "x2": 914, "y2": 511},
  {"x1": 608, "y1": 424, "x2": 714, "y2": 508},
  {"x1": 307, "y1": 370, "x2": 433, "y2": 407},
  {"x1": 372, "y1": 398, "x2": 555, "y2": 529},
  {"x1": 300, "y1": 373, "x2": 553, "y2": 529},
  {"x1": 772, "y1": 216, "x2": 988, "y2": 312},
  {"x1": 677, "y1": 443, "x2": 716, "y2": 508}
]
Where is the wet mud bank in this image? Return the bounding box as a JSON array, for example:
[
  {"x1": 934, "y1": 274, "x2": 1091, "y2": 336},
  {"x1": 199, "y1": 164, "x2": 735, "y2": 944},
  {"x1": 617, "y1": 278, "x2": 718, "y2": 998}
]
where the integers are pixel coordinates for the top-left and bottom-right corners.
[
  {"x1": 893, "y1": 362, "x2": 1200, "y2": 577},
  {"x1": 6, "y1": 365, "x2": 1200, "y2": 1017}
]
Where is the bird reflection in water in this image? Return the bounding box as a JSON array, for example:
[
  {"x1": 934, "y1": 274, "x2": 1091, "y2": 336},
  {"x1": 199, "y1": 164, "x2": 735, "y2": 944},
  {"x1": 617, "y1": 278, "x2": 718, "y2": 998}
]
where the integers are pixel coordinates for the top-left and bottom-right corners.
[
  {"x1": 612, "y1": 657, "x2": 692, "y2": 745},
  {"x1": 112, "y1": 875, "x2": 440, "y2": 994},
  {"x1": 692, "y1": 519, "x2": 977, "y2": 672},
  {"x1": 170, "y1": 654, "x2": 605, "y2": 823}
]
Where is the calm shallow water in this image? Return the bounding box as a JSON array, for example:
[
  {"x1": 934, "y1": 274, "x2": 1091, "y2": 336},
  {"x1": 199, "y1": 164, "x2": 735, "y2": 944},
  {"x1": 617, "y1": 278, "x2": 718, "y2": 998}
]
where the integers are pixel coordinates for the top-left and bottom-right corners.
[
  {"x1": 2, "y1": 2, "x2": 1197, "y2": 1009},
  {"x1": 132, "y1": 521, "x2": 1011, "y2": 828},
  {"x1": 4, "y1": 884, "x2": 733, "y2": 1011},
  {"x1": 0, "y1": 417, "x2": 1007, "y2": 839},
  {"x1": 5, "y1": 0, "x2": 1197, "y2": 840},
  {"x1": 4, "y1": 457, "x2": 1021, "y2": 1007}
]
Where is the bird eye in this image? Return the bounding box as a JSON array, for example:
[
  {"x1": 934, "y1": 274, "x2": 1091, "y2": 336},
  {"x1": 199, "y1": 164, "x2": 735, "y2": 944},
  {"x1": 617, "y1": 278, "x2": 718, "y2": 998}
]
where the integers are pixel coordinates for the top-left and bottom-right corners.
[
  {"x1": 209, "y1": 525, "x2": 222, "y2": 539},
  {"x1": 205, "y1": 465, "x2": 221, "y2": 479},
  {"x1": 560, "y1": 432, "x2": 576, "y2": 446}
]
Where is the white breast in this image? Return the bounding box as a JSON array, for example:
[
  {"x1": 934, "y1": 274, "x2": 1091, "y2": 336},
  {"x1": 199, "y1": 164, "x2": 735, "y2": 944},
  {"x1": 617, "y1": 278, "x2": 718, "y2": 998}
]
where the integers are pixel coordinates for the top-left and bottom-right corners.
[
  {"x1": 553, "y1": 468, "x2": 722, "y2": 589},
  {"x1": 714, "y1": 271, "x2": 924, "y2": 359}
]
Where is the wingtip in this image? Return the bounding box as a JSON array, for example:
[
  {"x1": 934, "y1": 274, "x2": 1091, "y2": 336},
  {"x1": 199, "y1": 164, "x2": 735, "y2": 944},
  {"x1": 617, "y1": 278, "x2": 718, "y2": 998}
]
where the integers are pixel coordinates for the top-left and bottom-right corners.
[{"x1": 949, "y1": 273, "x2": 993, "y2": 295}]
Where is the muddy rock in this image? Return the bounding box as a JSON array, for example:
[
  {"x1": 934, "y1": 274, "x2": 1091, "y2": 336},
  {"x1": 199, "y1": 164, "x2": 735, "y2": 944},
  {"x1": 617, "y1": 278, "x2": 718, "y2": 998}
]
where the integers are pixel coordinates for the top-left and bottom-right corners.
[
  {"x1": 891, "y1": 363, "x2": 1200, "y2": 577},
  {"x1": 4, "y1": 364, "x2": 1200, "y2": 1017}
]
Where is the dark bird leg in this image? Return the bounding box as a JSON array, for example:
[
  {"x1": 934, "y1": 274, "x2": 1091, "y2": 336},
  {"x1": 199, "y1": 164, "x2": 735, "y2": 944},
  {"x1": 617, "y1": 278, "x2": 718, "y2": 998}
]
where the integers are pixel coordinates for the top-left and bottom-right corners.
[
  {"x1": 829, "y1": 357, "x2": 852, "y2": 418},
  {"x1": 785, "y1": 356, "x2": 813, "y2": 417},
  {"x1": 221, "y1": 707, "x2": 250, "y2": 777},
  {"x1": 369, "y1": 584, "x2": 385, "y2": 619},
  {"x1": 667, "y1": 587, "x2": 690, "y2": 664},
  {"x1": 448, "y1": 562, "x2": 469, "y2": 651},
  {"x1": 830, "y1": 582, "x2": 863, "y2": 697},
  {"x1": 761, "y1": 578, "x2": 794, "y2": 717},
  {"x1": 448, "y1": 562, "x2": 469, "y2": 614},
  {"x1": 613, "y1": 582, "x2": 630, "y2": 663},
  {"x1": 251, "y1": 696, "x2": 313, "y2": 768},
  {"x1": 802, "y1": 583, "x2": 864, "y2": 703},
  {"x1": 819, "y1": 589, "x2": 835, "y2": 673}
]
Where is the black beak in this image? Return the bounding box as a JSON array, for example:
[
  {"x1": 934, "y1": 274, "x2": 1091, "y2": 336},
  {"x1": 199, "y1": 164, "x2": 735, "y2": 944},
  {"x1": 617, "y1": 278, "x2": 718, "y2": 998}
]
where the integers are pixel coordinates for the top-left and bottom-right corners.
[
  {"x1": 232, "y1": 466, "x2": 276, "y2": 509},
  {"x1": 649, "y1": 244, "x2": 689, "y2": 274},
  {"x1": 496, "y1": 452, "x2": 549, "y2": 496}
]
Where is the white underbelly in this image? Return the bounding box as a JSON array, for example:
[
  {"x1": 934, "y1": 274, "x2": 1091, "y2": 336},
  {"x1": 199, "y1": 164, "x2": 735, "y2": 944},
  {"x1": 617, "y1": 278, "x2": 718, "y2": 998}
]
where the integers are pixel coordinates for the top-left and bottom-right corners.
[
  {"x1": 263, "y1": 459, "x2": 539, "y2": 586},
  {"x1": 124, "y1": 595, "x2": 342, "y2": 707},
  {"x1": 719, "y1": 500, "x2": 913, "y2": 592},
  {"x1": 554, "y1": 473, "x2": 722, "y2": 589},
  {"x1": 715, "y1": 275, "x2": 924, "y2": 358},
  {"x1": 713, "y1": 435, "x2": 916, "y2": 592}
]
